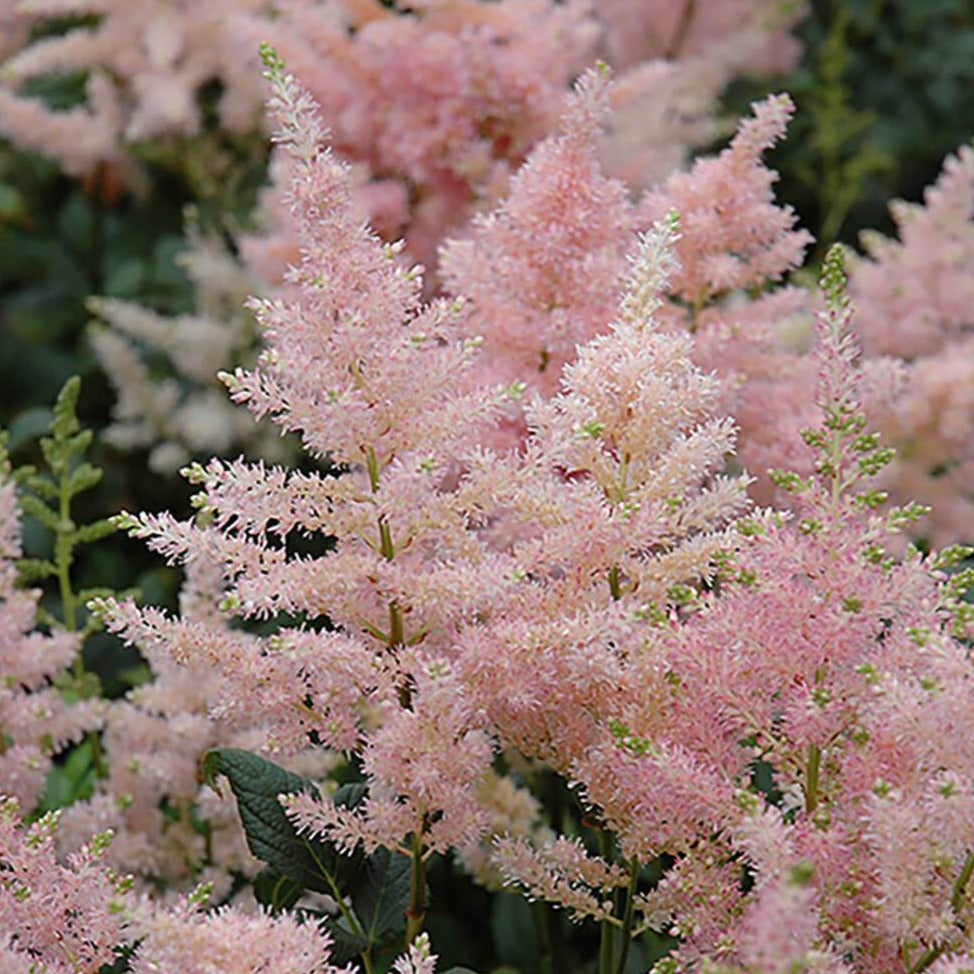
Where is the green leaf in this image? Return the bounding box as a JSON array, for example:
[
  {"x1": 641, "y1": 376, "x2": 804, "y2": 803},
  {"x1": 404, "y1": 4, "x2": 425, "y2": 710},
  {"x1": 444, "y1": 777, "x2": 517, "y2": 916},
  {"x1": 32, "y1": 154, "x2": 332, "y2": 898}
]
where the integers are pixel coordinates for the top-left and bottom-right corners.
[
  {"x1": 492, "y1": 893, "x2": 540, "y2": 974},
  {"x1": 200, "y1": 748, "x2": 365, "y2": 897},
  {"x1": 252, "y1": 867, "x2": 304, "y2": 915},
  {"x1": 351, "y1": 846, "x2": 411, "y2": 945},
  {"x1": 321, "y1": 918, "x2": 369, "y2": 965}
]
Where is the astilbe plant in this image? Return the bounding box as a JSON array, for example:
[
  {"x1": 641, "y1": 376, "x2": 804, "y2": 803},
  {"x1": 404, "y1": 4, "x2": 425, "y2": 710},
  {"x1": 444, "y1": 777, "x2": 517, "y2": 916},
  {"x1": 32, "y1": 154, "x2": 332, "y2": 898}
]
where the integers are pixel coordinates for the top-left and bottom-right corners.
[
  {"x1": 89, "y1": 52, "x2": 761, "y2": 969},
  {"x1": 847, "y1": 144, "x2": 974, "y2": 546},
  {"x1": 95, "y1": 48, "x2": 517, "y2": 945},
  {"x1": 494, "y1": 248, "x2": 974, "y2": 973}
]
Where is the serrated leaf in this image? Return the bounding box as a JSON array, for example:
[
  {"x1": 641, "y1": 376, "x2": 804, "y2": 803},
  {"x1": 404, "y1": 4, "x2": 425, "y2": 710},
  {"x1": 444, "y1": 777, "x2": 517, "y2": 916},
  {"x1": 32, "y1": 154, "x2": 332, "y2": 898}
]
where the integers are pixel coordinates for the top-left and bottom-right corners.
[
  {"x1": 201, "y1": 748, "x2": 365, "y2": 897},
  {"x1": 351, "y1": 846, "x2": 411, "y2": 944}
]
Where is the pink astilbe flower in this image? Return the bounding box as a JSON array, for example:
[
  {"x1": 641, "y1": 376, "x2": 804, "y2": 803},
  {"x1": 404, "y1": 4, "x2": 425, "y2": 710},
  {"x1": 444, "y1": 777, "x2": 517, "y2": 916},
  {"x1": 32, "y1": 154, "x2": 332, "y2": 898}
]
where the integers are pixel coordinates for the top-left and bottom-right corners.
[
  {"x1": 639, "y1": 93, "x2": 815, "y2": 501},
  {"x1": 459, "y1": 217, "x2": 749, "y2": 776},
  {"x1": 440, "y1": 65, "x2": 635, "y2": 398},
  {"x1": 88, "y1": 223, "x2": 290, "y2": 473},
  {"x1": 65, "y1": 556, "x2": 342, "y2": 899},
  {"x1": 0, "y1": 439, "x2": 101, "y2": 811},
  {"x1": 0, "y1": 797, "x2": 129, "y2": 972},
  {"x1": 0, "y1": 0, "x2": 271, "y2": 179},
  {"x1": 558, "y1": 248, "x2": 974, "y2": 971},
  {"x1": 287, "y1": 653, "x2": 493, "y2": 856},
  {"x1": 849, "y1": 145, "x2": 974, "y2": 545},
  {"x1": 595, "y1": 0, "x2": 804, "y2": 74},
  {"x1": 390, "y1": 932, "x2": 437, "y2": 974},
  {"x1": 641, "y1": 93, "x2": 811, "y2": 308},
  {"x1": 238, "y1": 0, "x2": 599, "y2": 270},
  {"x1": 99, "y1": 58, "x2": 516, "y2": 863},
  {"x1": 493, "y1": 834, "x2": 626, "y2": 924},
  {"x1": 127, "y1": 891, "x2": 353, "y2": 974}
]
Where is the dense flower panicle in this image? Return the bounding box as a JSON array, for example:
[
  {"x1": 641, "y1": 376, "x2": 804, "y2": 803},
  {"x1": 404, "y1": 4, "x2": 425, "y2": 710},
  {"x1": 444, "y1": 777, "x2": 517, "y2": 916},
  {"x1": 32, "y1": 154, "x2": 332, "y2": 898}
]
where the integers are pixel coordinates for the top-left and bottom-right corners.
[
  {"x1": 440, "y1": 65, "x2": 635, "y2": 397},
  {"x1": 287, "y1": 654, "x2": 493, "y2": 856},
  {"x1": 127, "y1": 895, "x2": 353, "y2": 974},
  {"x1": 238, "y1": 0, "x2": 598, "y2": 270},
  {"x1": 0, "y1": 441, "x2": 101, "y2": 810},
  {"x1": 637, "y1": 93, "x2": 817, "y2": 503},
  {"x1": 226, "y1": 56, "x2": 500, "y2": 468},
  {"x1": 641, "y1": 94, "x2": 811, "y2": 307},
  {"x1": 595, "y1": 0, "x2": 804, "y2": 73},
  {"x1": 0, "y1": 0, "x2": 270, "y2": 178},
  {"x1": 852, "y1": 145, "x2": 974, "y2": 360},
  {"x1": 0, "y1": 798, "x2": 129, "y2": 972},
  {"x1": 517, "y1": 219, "x2": 750, "y2": 607},
  {"x1": 457, "y1": 219, "x2": 748, "y2": 778},
  {"x1": 848, "y1": 145, "x2": 974, "y2": 545}
]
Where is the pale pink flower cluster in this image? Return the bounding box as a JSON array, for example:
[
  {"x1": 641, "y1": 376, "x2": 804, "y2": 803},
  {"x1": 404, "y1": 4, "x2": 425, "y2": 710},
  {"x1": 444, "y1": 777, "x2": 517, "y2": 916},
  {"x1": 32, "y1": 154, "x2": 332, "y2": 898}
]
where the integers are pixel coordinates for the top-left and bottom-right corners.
[
  {"x1": 0, "y1": 797, "x2": 128, "y2": 972},
  {"x1": 439, "y1": 66, "x2": 634, "y2": 397},
  {"x1": 0, "y1": 0, "x2": 270, "y2": 179},
  {"x1": 68, "y1": 552, "x2": 340, "y2": 899},
  {"x1": 100, "y1": 67, "x2": 748, "y2": 879},
  {"x1": 548, "y1": 253, "x2": 974, "y2": 971},
  {"x1": 240, "y1": 0, "x2": 805, "y2": 281},
  {"x1": 595, "y1": 0, "x2": 804, "y2": 73},
  {"x1": 848, "y1": 145, "x2": 974, "y2": 545},
  {"x1": 88, "y1": 225, "x2": 290, "y2": 473},
  {"x1": 0, "y1": 795, "x2": 358, "y2": 971},
  {"x1": 0, "y1": 441, "x2": 102, "y2": 811},
  {"x1": 128, "y1": 893, "x2": 354, "y2": 974}
]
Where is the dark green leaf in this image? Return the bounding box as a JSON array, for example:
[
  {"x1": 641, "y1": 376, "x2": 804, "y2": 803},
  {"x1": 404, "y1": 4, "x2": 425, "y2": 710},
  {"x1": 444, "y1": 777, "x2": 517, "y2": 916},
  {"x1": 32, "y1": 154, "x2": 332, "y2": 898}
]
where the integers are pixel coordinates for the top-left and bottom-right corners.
[
  {"x1": 201, "y1": 748, "x2": 364, "y2": 897},
  {"x1": 252, "y1": 867, "x2": 304, "y2": 914},
  {"x1": 350, "y1": 846, "x2": 411, "y2": 944}
]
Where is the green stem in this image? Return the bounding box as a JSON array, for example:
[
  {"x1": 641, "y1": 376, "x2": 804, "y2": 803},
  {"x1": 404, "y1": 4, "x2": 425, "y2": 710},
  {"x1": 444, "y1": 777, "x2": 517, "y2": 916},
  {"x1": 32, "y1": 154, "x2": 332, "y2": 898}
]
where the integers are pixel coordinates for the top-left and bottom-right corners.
[
  {"x1": 906, "y1": 850, "x2": 974, "y2": 973},
  {"x1": 405, "y1": 828, "x2": 427, "y2": 946},
  {"x1": 608, "y1": 565, "x2": 622, "y2": 602},
  {"x1": 304, "y1": 840, "x2": 369, "y2": 949},
  {"x1": 951, "y1": 851, "x2": 974, "y2": 912},
  {"x1": 909, "y1": 943, "x2": 945, "y2": 974},
  {"x1": 534, "y1": 902, "x2": 555, "y2": 974},
  {"x1": 58, "y1": 484, "x2": 76, "y2": 627},
  {"x1": 805, "y1": 744, "x2": 821, "y2": 814},
  {"x1": 615, "y1": 859, "x2": 640, "y2": 974},
  {"x1": 599, "y1": 829, "x2": 616, "y2": 974}
]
